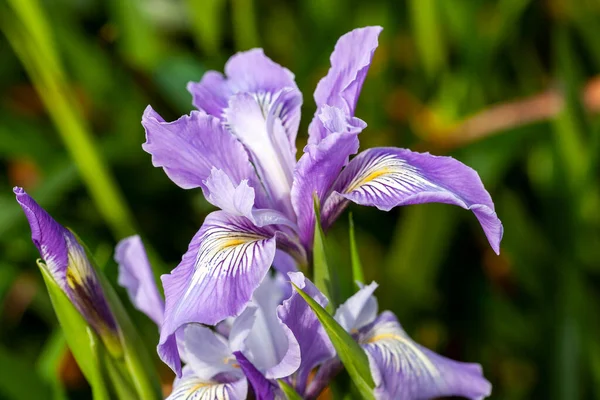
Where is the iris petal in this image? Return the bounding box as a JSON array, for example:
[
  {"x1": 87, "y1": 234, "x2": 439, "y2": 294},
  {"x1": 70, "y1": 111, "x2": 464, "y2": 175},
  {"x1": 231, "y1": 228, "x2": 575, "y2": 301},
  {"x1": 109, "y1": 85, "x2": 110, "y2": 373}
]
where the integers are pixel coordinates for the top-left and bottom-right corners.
[
  {"x1": 360, "y1": 312, "x2": 492, "y2": 400},
  {"x1": 115, "y1": 235, "x2": 164, "y2": 326},
  {"x1": 324, "y1": 147, "x2": 503, "y2": 254},
  {"x1": 158, "y1": 211, "x2": 278, "y2": 375}
]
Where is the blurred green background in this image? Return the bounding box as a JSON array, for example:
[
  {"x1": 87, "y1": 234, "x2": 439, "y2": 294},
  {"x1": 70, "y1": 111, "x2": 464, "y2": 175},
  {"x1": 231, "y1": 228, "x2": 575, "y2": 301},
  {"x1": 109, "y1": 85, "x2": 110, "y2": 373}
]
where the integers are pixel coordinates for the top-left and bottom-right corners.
[{"x1": 1, "y1": 0, "x2": 599, "y2": 398}]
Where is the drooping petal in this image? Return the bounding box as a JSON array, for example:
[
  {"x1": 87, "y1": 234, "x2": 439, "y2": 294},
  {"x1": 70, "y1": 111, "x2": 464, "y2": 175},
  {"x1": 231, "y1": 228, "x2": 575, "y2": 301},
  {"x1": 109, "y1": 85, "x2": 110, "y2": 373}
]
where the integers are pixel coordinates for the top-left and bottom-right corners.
[
  {"x1": 225, "y1": 90, "x2": 301, "y2": 216},
  {"x1": 159, "y1": 211, "x2": 278, "y2": 375},
  {"x1": 115, "y1": 235, "x2": 164, "y2": 326},
  {"x1": 240, "y1": 274, "x2": 301, "y2": 379},
  {"x1": 324, "y1": 148, "x2": 503, "y2": 254},
  {"x1": 309, "y1": 26, "x2": 382, "y2": 145},
  {"x1": 234, "y1": 351, "x2": 278, "y2": 400},
  {"x1": 167, "y1": 365, "x2": 248, "y2": 400},
  {"x1": 278, "y1": 272, "x2": 335, "y2": 395},
  {"x1": 359, "y1": 312, "x2": 492, "y2": 400},
  {"x1": 334, "y1": 281, "x2": 378, "y2": 332},
  {"x1": 15, "y1": 187, "x2": 121, "y2": 356},
  {"x1": 182, "y1": 324, "x2": 239, "y2": 380},
  {"x1": 141, "y1": 107, "x2": 267, "y2": 206},
  {"x1": 188, "y1": 49, "x2": 302, "y2": 151},
  {"x1": 291, "y1": 122, "x2": 362, "y2": 247},
  {"x1": 272, "y1": 250, "x2": 298, "y2": 275}
]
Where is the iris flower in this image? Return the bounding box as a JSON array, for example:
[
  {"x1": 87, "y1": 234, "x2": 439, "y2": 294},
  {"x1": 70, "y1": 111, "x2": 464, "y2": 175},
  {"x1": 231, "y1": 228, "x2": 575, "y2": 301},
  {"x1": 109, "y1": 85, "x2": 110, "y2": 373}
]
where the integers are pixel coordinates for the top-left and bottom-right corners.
[
  {"x1": 14, "y1": 187, "x2": 122, "y2": 356},
  {"x1": 117, "y1": 236, "x2": 334, "y2": 399},
  {"x1": 142, "y1": 26, "x2": 503, "y2": 374}
]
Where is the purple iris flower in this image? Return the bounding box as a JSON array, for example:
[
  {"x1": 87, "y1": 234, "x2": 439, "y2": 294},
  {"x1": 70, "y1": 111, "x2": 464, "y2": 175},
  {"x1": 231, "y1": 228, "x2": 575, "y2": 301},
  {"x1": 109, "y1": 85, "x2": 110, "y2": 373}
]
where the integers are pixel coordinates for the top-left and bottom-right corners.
[
  {"x1": 305, "y1": 282, "x2": 492, "y2": 400},
  {"x1": 142, "y1": 26, "x2": 503, "y2": 374},
  {"x1": 117, "y1": 236, "x2": 336, "y2": 399},
  {"x1": 14, "y1": 187, "x2": 122, "y2": 357}
]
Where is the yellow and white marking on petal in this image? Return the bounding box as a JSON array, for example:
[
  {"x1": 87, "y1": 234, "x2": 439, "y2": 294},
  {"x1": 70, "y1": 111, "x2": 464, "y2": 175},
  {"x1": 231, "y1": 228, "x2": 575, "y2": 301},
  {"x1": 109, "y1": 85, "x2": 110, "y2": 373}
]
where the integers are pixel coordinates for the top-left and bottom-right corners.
[
  {"x1": 361, "y1": 320, "x2": 440, "y2": 379},
  {"x1": 344, "y1": 154, "x2": 441, "y2": 198}
]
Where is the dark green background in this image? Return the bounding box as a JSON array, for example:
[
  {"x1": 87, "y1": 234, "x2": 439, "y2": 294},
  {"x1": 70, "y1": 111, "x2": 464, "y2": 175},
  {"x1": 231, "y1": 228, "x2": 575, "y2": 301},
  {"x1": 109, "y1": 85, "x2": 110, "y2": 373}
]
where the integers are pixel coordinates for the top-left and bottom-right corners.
[{"x1": 1, "y1": 0, "x2": 599, "y2": 398}]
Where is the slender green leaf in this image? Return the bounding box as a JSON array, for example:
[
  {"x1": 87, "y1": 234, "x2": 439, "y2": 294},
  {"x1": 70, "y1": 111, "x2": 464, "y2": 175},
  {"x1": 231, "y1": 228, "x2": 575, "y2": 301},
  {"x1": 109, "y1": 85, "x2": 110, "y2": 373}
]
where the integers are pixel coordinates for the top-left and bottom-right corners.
[
  {"x1": 278, "y1": 379, "x2": 303, "y2": 400},
  {"x1": 291, "y1": 284, "x2": 375, "y2": 400},
  {"x1": 38, "y1": 262, "x2": 111, "y2": 400},
  {"x1": 231, "y1": 0, "x2": 260, "y2": 50},
  {"x1": 348, "y1": 213, "x2": 364, "y2": 284},
  {"x1": 36, "y1": 330, "x2": 68, "y2": 400},
  {"x1": 312, "y1": 195, "x2": 336, "y2": 311},
  {"x1": 186, "y1": 0, "x2": 225, "y2": 57}
]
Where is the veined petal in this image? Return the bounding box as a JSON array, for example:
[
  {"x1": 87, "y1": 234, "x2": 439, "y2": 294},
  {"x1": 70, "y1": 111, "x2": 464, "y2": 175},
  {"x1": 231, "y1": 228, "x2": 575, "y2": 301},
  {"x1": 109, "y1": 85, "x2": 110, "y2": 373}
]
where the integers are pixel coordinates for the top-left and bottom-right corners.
[
  {"x1": 240, "y1": 274, "x2": 301, "y2": 379},
  {"x1": 225, "y1": 90, "x2": 301, "y2": 217},
  {"x1": 325, "y1": 148, "x2": 503, "y2": 254},
  {"x1": 360, "y1": 312, "x2": 492, "y2": 400},
  {"x1": 159, "y1": 211, "x2": 277, "y2": 375},
  {"x1": 141, "y1": 107, "x2": 267, "y2": 207},
  {"x1": 278, "y1": 272, "x2": 335, "y2": 395},
  {"x1": 291, "y1": 128, "x2": 361, "y2": 247},
  {"x1": 15, "y1": 188, "x2": 121, "y2": 356},
  {"x1": 309, "y1": 26, "x2": 382, "y2": 145},
  {"x1": 115, "y1": 235, "x2": 164, "y2": 326},
  {"x1": 188, "y1": 49, "x2": 302, "y2": 155},
  {"x1": 334, "y1": 281, "x2": 378, "y2": 332},
  {"x1": 183, "y1": 324, "x2": 239, "y2": 381},
  {"x1": 168, "y1": 365, "x2": 247, "y2": 400}
]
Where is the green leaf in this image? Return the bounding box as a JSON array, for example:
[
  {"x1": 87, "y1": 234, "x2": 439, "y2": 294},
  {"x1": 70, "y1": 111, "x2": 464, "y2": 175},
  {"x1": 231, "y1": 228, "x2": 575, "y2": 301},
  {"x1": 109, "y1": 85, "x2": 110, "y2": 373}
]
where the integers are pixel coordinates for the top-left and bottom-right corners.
[
  {"x1": 348, "y1": 213, "x2": 364, "y2": 284},
  {"x1": 38, "y1": 262, "x2": 111, "y2": 400},
  {"x1": 291, "y1": 284, "x2": 375, "y2": 400},
  {"x1": 278, "y1": 379, "x2": 303, "y2": 400},
  {"x1": 312, "y1": 195, "x2": 337, "y2": 311}
]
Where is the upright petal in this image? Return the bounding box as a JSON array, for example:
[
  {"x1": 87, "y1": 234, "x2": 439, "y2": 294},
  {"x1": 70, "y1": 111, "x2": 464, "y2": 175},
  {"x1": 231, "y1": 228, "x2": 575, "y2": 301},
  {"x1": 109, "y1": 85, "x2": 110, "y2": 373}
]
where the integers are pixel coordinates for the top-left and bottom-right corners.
[
  {"x1": 240, "y1": 274, "x2": 301, "y2": 379},
  {"x1": 291, "y1": 116, "x2": 363, "y2": 247},
  {"x1": 360, "y1": 312, "x2": 492, "y2": 400},
  {"x1": 15, "y1": 188, "x2": 121, "y2": 356},
  {"x1": 309, "y1": 26, "x2": 382, "y2": 144},
  {"x1": 203, "y1": 168, "x2": 255, "y2": 221},
  {"x1": 115, "y1": 235, "x2": 164, "y2": 326},
  {"x1": 334, "y1": 281, "x2": 378, "y2": 332},
  {"x1": 188, "y1": 49, "x2": 302, "y2": 151},
  {"x1": 141, "y1": 107, "x2": 267, "y2": 207},
  {"x1": 168, "y1": 365, "x2": 248, "y2": 400},
  {"x1": 159, "y1": 211, "x2": 278, "y2": 374},
  {"x1": 324, "y1": 148, "x2": 503, "y2": 254},
  {"x1": 278, "y1": 272, "x2": 336, "y2": 395},
  {"x1": 225, "y1": 90, "x2": 301, "y2": 216}
]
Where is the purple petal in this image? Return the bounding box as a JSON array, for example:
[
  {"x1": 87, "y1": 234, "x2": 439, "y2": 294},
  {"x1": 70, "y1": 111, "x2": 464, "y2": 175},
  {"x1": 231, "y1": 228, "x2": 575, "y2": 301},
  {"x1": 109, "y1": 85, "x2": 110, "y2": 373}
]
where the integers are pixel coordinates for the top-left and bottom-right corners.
[
  {"x1": 115, "y1": 235, "x2": 164, "y2": 326},
  {"x1": 325, "y1": 148, "x2": 503, "y2": 254},
  {"x1": 273, "y1": 250, "x2": 298, "y2": 275},
  {"x1": 224, "y1": 90, "x2": 301, "y2": 217},
  {"x1": 360, "y1": 312, "x2": 492, "y2": 400},
  {"x1": 241, "y1": 274, "x2": 301, "y2": 379},
  {"x1": 182, "y1": 323, "x2": 239, "y2": 380},
  {"x1": 168, "y1": 365, "x2": 248, "y2": 400},
  {"x1": 309, "y1": 26, "x2": 382, "y2": 145},
  {"x1": 158, "y1": 211, "x2": 278, "y2": 375},
  {"x1": 278, "y1": 272, "x2": 336, "y2": 395},
  {"x1": 334, "y1": 281, "x2": 378, "y2": 332},
  {"x1": 188, "y1": 49, "x2": 302, "y2": 155},
  {"x1": 203, "y1": 168, "x2": 255, "y2": 221},
  {"x1": 141, "y1": 107, "x2": 267, "y2": 206},
  {"x1": 234, "y1": 351, "x2": 277, "y2": 400},
  {"x1": 14, "y1": 188, "x2": 121, "y2": 356},
  {"x1": 291, "y1": 128, "x2": 361, "y2": 248}
]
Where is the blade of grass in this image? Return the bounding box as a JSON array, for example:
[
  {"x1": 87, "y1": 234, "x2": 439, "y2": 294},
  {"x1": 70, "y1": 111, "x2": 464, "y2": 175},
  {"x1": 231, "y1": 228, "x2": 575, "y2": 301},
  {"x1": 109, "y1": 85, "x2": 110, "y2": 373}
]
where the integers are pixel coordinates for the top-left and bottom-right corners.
[
  {"x1": 1, "y1": 1, "x2": 137, "y2": 239},
  {"x1": 348, "y1": 213, "x2": 364, "y2": 284}
]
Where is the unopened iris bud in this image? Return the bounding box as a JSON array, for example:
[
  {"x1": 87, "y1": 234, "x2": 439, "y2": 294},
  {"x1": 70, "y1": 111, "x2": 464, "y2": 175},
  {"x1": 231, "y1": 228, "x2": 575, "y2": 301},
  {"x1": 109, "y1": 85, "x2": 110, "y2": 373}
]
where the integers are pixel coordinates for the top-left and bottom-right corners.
[{"x1": 14, "y1": 187, "x2": 122, "y2": 357}]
